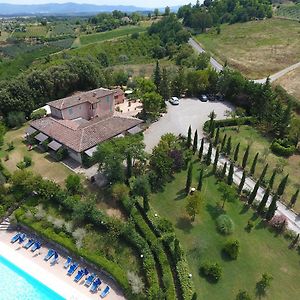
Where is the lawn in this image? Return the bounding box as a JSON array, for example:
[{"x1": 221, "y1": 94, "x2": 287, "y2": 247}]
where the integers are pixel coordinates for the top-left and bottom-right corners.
[
  {"x1": 1, "y1": 125, "x2": 73, "y2": 185},
  {"x1": 195, "y1": 18, "x2": 300, "y2": 79},
  {"x1": 218, "y1": 125, "x2": 300, "y2": 212},
  {"x1": 150, "y1": 163, "x2": 300, "y2": 300}
]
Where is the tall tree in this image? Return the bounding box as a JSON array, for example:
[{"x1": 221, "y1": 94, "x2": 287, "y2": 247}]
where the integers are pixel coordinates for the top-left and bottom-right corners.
[
  {"x1": 268, "y1": 169, "x2": 276, "y2": 189},
  {"x1": 126, "y1": 153, "x2": 132, "y2": 181},
  {"x1": 208, "y1": 110, "x2": 216, "y2": 135},
  {"x1": 257, "y1": 187, "x2": 270, "y2": 215},
  {"x1": 250, "y1": 152, "x2": 259, "y2": 175},
  {"x1": 206, "y1": 142, "x2": 213, "y2": 165},
  {"x1": 238, "y1": 170, "x2": 246, "y2": 194},
  {"x1": 259, "y1": 164, "x2": 268, "y2": 183},
  {"x1": 159, "y1": 67, "x2": 170, "y2": 102},
  {"x1": 187, "y1": 125, "x2": 192, "y2": 148},
  {"x1": 198, "y1": 138, "x2": 204, "y2": 160},
  {"x1": 266, "y1": 193, "x2": 278, "y2": 221},
  {"x1": 221, "y1": 134, "x2": 227, "y2": 153},
  {"x1": 185, "y1": 163, "x2": 193, "y2": 194},
  {"x1": 214, "y1": 127, "x2": 220, "y2": 146},
  {"x1": 210, "y1": 120, "x2": 216, "y2": 138},
  {"x1": 153, "y1": 60, "x2": 161, "y2": 89},
  {"x1": 197, "y1": 168, "x2": 204, "y2": 191},
  {"x1": 233, "y1": 143, "x2": 240, "y2": 162},
  {"x1": 227, "y1": 162, "x2": 234, "y2": 185},
  {"x1": 248, "y1": 180, "x2": 260, "y2": 205},
  {"x1": 242, "y1": 145, "x2": 250, "y2": 169},
  {"x1": 193, "y1": 130, "x2": 198, "y2": 154},
  {"x1": 277, "y1": 174, "x2": 289, "y2": 196},
  {"x1": 289, "y1": 189, "x2": 299, "y2": 208},
  {"x1": 226, "y1": 136, "x2": 232, "y2": 156},
  {"x1": 213, "y1": 146, "x2": 220, "y2": 173},
  {"x1": 221, "y1": 162, "x2": 227, "y2": 179}
]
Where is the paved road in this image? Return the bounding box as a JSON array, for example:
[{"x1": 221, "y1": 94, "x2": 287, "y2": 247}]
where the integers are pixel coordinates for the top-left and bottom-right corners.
[{"x1": 189, "y1": 37, "x2": 300, "y2": 84}]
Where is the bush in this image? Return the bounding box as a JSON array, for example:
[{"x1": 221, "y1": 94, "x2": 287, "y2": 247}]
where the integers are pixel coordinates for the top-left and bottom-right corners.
[
  {"x1": 200, "y1": 261, "x2": 222, "y2": 282},
  {"x1": 223, "y1": 239, "x2": 240, "y2": 260},
  {"x1": 269, "y1": 215, "x2": 288, "y2": 233},
  {"x1": 270, "y1": 140, "x2": 295, "y2": 157},
  {"x1": 6, "y1": 111, "x2": 26, "y2": 128},
  {"x1": 216, "y1": 214, "x2": 234, "y2": 235},
  {"x1": 30, "y1": 108, "x2": 46, "y2": 120},
  {"x1": 56, "y1": 148, "x2": 68, "y2": 161},
  {"x1": 23, "y1": 156, "x2": 32, "y2": 167}
]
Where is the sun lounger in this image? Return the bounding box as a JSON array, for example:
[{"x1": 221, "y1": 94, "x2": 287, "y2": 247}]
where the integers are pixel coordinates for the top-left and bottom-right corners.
[
  {"x1": 18, "y1": 233, "x2": 27, "y2": 244},
  {"x1": 44, "y1": 249, "x2": 55, "y2": 261},
  {"x1": 100, "y1": 286, "x2": 110, "y2": 298},
  {"x1": 50, "y1": 252, "x2": 59, "y2": 265},
  {"x1": 64, "y1": 256, "x2": 72, "y2": 269},
  {"x1": 23, "y1": 238, "x2": 34, "y2": 249},
  {"x1": 11, "y1": 232, "x2": 21, "y2": 243},
  {"x1": 90, "y1": 277, "x2": 101, "y2": 293},
  {"x1": 67, "y1": 262, "x2": 79, "y2": 276},
  {"x1": 84, "y1": 273, "x2": 95, "y2": 287},
  {"x1": 31, "y1": 241, "x2": 41, "y2": 252}
]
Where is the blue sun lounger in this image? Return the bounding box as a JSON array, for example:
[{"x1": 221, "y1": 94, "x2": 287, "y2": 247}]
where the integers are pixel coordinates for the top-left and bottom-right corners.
[
  {"x1": 31, "y1": 241, "x2": 41, "y2": 252},
  {"x1": 90, "y1": 277, "x2": 101, "y2": 293},
  {"x1": 18, "y1": 233, "x2": 27, "y2": 244},
  {"x1": 100, "y1": 286, "x2": 110, "y2": 298},
  {"x1": 44, "y1": 249, "x2": 55, "y2": 261},
  {"x1": 23, "y1": 238, "x2": 35, "y2": 249},
  {"x1": 50, "y1": 252, "x2": 59, "y2": 265},
  {"x1": 67, "y1": 262, "x2": 78, "y2": 276},
  {"x1": 11, "y1": 232, "x2": 21, "y2": 243},
  {"x1": 64, "y1": 256, "x2": 72, "y2": 269},
  {"x1": 74, "y1": 268, "x2": 88, "y2": 283},
  {"x1": 84, "y1": 273, "x2": 95, "y2": 287}
]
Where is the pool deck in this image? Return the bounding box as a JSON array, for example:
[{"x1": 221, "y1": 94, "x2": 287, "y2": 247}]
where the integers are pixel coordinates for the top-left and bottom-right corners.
[{"x1": 0, "y1": 229, "x2": 125, "y2": 300}]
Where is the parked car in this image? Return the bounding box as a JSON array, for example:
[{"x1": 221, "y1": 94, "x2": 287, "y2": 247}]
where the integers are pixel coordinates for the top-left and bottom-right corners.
[
  {"x1": 169, "y1": 96, "x2": 179, "y2": 105},
  {"x1": 200, "y1": 95, "x2": 208, "y2": 102},
  {"x1": 207, "y1": 94, "x2": 215, "y2": 101}
]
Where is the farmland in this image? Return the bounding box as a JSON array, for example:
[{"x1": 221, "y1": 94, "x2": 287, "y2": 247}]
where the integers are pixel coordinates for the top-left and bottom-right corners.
[
  {"x1": 275, "y1": 3, "x2": 300, "y2": 21},
  {"x1": 12, "y1": 25, "x2": 48, "y2": 38}
]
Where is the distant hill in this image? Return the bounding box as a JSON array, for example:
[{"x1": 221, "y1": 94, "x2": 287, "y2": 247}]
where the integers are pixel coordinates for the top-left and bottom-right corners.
[{"x1": 0, "y1": 2, "x2": 150, "y2": 16}]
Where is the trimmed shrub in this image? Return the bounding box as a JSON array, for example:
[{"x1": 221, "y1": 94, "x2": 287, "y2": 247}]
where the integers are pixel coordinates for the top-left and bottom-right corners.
[
  {"x1": 203, "y1": 117, "x2": 255, "y2": 132},
  {"x1": 30, "y1": 108, "x2": 47, "y2": 120},
  {"x1": 216, "y1": 214, "x2": 234, "y2": 235},
  {"x1": 271, "y1": 140, "x2": 295, "y2": 157},
  {"x1": 223, "y1": 239, "x2": 240, "y2": 260},
  {"x1": 200, "y1": 261, "x2": 222, "y2": 282}
]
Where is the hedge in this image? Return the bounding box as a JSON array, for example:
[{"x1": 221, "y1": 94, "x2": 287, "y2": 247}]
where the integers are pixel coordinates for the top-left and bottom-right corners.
[
  {"x1": 271, "y1": 141, "x2": 295, "y2": 157},
  {"x1": 203, "y1": 117, "x2": 255, "y2": 132}
]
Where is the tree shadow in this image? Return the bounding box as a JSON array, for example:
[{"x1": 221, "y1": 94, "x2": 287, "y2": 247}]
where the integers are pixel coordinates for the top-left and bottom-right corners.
[
  {"x1": 255, "y1": 282, "x2": 267, "y2": 299},
  {"x1": 220, "y1": 250, "x2": 233, "y2": 262},
  {"x1": 250, "y1": 212, "x2": 259, "y2": 221},
  {"x1": 255, "y1": 220, "x2": 267, "y2": 230},
  {"x1": 176, "y1": 216, "x2": 193, "y2": 233},
  {"x1": 174, "y1": 188, "x2": 187, "y2": 201},
  {"x1": 206, "y1": 203, "x2": 224, "y2": 220},
  {"x1": 239, "y1": 204, "x2": 250, "y2": 215}
]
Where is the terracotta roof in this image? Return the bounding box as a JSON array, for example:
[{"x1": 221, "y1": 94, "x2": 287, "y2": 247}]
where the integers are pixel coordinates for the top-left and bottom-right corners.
[
  {"x1": 112, "y1": 88, "x2": 124, "y2": 97},
  {"x1": 30, "y1": 115, "x2": 143, "y2": 152},
  {"x1": 48, "y1": 88, "x2": 114, "y2": 110}
]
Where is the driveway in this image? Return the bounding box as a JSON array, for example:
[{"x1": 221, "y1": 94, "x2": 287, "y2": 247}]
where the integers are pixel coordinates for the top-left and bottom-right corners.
[{"x1": 144, "y1": 98, "x2": 234, "y2": 152}]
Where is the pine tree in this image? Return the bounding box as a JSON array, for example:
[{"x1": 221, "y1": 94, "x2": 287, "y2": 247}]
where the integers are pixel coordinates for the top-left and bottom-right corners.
[
  {"x1": 153, "y1": 60, "x2": 161, "y2": 89},
  {"x1": 198, "y1": 138, "x2": 204, "y2": 160},
  {"x1": 143, "y1": 197, "x2": 150, "y2": 212},
  {"x1": 238, "y1": 170, "x2": 246, "y2": 194},
  {"x1": 205, "y1": 142, "x2": 213, "y2": 165},
  {"x1": 268, "y1": 169, "x2": 276, "y2": 189},
  {"x1": 242, "y1": 145, "x2": 250, "y2": 169},
  {"x1": 248, "y1": 180, "x2": 260, "y2": 205},
  {"x1": 227, "y1": 162, "x2": 234, "y2": 185},
  {"x1": 197, "y1": 168, "x2": 204, "y2": 191},
  {"x1": 259, "y1": 164, "x2": 268, "y2": 183},
  {"x1": 257, "y1": 187, "x2": 270, "y2": 215},
  {"x1": 277, "y1": 174, "x2": 289, "y2": 196},
  {"x1": 221, "y1": 162, "x2": 227, "y2": 179},
  {"x1": 289, "y1": 189, "x2": 299, "y2": 208},
  {"x1": 226, "y1": 136, "x2": 232, "y2": 155},
  {"x1": 213, "y1": 146, "x2": 220, "y2": 173},
  {"x1": 193, "y1": 130, "x2": 198, "y2": 154},
  {"x1": 187, "y1": 125, "x2": 192, "y2": 148},
  {"x1": 266, "y1": 193, "x2": 278, "y2": 221},
  {"x1": 214, "y1": 127, "x2": 220, "y2": 146},
  {"x1": 126, "y1": 153, "x2": 132, "y2": 181},
  {"x1": 233, "y1": 143, "x2": 240, "y2": 162},
  {"x1": 185, "y1": 163, "x2": 193, "y2": 194},
  {"x1": 250, "y1": 152, "x2": 259, "y2": 175},
  {"x1": 220, "y1": 134, "x2": 227, "y2": 153}
]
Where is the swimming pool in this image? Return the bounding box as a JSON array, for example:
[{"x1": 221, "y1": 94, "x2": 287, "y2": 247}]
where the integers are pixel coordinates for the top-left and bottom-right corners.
[{"x1": 0, "y1": 255, "x2": 65, "y2": 300}]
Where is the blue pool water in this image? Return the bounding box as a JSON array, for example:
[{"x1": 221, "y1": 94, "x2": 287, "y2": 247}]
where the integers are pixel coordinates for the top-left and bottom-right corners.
[{"x1": 0, "y1": 255, "x2": 65, "y2": 300}]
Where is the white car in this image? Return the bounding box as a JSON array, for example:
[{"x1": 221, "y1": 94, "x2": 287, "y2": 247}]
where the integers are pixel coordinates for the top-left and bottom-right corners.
[{"x1": 169, "y1": 96, "x2": 179, "y2": 105}]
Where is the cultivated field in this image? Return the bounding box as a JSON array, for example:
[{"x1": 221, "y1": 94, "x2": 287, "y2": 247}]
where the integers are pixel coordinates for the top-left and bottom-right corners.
[
  {"x1": 12, "y1": 25, "x2": 48, "y2": 38},
  {"x1": 275, "y1": 3, "x2": 300, "y2": 21},
  {"x1": 196, "y1": 18, "x2": 300, "y2": 79}
]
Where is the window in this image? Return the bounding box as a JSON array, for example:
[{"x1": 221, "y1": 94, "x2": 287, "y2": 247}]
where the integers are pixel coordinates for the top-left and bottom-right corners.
[{"x1": 68, "y1": 108, "x2": 73, "y2": 115}]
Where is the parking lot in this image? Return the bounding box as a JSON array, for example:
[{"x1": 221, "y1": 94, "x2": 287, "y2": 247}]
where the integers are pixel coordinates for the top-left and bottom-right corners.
[{"x1": 144, "y1": 98, "x2": 234, "y2": 152}]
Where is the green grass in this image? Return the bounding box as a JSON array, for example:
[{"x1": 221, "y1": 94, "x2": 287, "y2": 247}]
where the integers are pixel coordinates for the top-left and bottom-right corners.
[
  {"x1": 79, "y1": 25, "x2": 147, "y2": 46},
  {"x1": 218, "y1": 125, "x2": 300, "y2": 212},
  {"x1": 150, "y1": 162, "x2": 300, "y2": 300},
  {"x1": 275, "y1": 3, "x2": 300, "y2": 21},
  {"x1": 0, "y1": 31, "x2": 10, "y2": 42},
  {"x1": 195, "y1": 18, "x2": 300, "y2": 79},
  {"x1": 12, "y1": 26, "x2": 48, "y2": 38}
]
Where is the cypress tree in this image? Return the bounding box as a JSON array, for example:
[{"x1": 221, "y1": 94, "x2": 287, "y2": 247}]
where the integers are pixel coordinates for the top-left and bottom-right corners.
[
  {"x1": 197, "y1": 168, "x2": 204, "y2": 191},
  {"x1": 185, "y1": 163, "x2": 193, "y2": 194},
  {"x1": 266, "y1": 193, "x2": 278, "y2": 221},
  {"x1": 198, "y1": 138, "x2": 204, "y2": 160},
  {"x1": 227, "y1": 162, "x2": 234, "y2": 185},
  {"x1": 277, "y1": 174, "x2": 289, "y2": 196},
  {"x1": 153, "y1": 60, "x2": 161, "y2": 89},
  {"x1": 205, "y1": 142, "x2": 213, "y2": 165},
  {"x1": 159, "y1": 67, "x2": 170, "y2": 102},
  {"x1": 214, "y1": 127, "x2": 220, "y2": 146},
  {"x1": 290, "y1": 189, "x2": 299, "y2": 208},
  {"x1": 126, "y1": 153, "x2": 132, "y2": 181},
  {"x1": 210, "y1": 121, "x2": 215, "y2": 138},
  {"x1": 250, "y1": 152, "x2": 259, "y2": 175},
  {"x1": 221, "y1": 162, "x2": 227, "y2": 179},
  {"x1": 268, "y1": 169, "x2": 276, "y2": 189},
  {"x1": 187, "y1": 125, "x2": 192, "y2": 148},
  {"x1": 248, "y1": 180, "x2": 260, "y2": 205},
  {"x1": 220, "y1": 134, "x2": 227, "y2": 153},
  {"x1": 238, "y1": 170, "x2": 246, "y2": 194},
  {"x1": 233, "y1": 142, "x2": 240, "y2": 162},
  {"x1": 143, "y1": 197, "x2": 150, "y2": 212},
  {"x1": 226, "y1": 136, "x2": 232, "y2": 155},
  {"x1": 242, "y1": 145, "x2": 250, "y2": 169},
  {"x1": 193, "y1": 130, "x2": 198, "y2": 154},
  {"x1": 257, "y1": 187, "x2": 270, "y2": 215},
  {"x1": 259, "y1": 164, "x2": 268, "y2": 183},
  {"x1": 213, "y1": 146, "x2": 220, "y2": 173}
]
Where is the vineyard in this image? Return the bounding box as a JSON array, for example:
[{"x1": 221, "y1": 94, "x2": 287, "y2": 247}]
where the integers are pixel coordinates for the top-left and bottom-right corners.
[{"x1": 275, "y1": 3, "x2": 300, "y2": 20}]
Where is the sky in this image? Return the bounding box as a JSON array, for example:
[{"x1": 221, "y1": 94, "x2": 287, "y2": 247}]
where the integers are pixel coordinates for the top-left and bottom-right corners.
[{"x1": 1, "y1": 0, "x2": 197, "y2": 8}]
